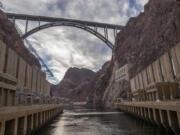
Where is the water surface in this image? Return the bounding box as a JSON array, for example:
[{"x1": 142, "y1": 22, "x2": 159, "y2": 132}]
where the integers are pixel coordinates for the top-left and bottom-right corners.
[{"x1": 35, "y1": 107, "x2": 174, "y2": 135}]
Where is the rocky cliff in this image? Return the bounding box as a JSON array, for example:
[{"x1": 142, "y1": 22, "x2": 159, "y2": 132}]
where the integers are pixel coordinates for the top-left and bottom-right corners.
[
  {"x1": 0, "y1": 9, "x2": 40, "y2": 67},
  {"x1": 51, "y1": 0, "x2": 180, "y2": 107},
  {"x1": 51, "y1": 67, "x2": 95, "y2": 101},
  {"x1": 90, "y1": 0, "x2": 180, "y2": 108}
]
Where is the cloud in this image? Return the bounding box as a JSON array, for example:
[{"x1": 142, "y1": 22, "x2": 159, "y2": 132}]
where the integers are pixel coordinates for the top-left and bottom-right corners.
[
  {"x1": 135, "y1": 0, "x2": 149, "y2": 6},
  {"x1": 1, "y1": 0, "x2": 148, "y2": 84}
]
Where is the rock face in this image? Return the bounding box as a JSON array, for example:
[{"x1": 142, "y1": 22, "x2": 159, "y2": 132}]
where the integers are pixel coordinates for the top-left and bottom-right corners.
[
  {"x1": 51, "y1": 67, "x2": 95, "y2": 101},
  {"x1": 86, "y1": 61, "x2": 113, "y2": 107},
  {"x1": 90, "y1": 0, "x2": 180, "y2": 108},
  {"x1": 51, "y1": 0, "x2": 180, "y2": 107},
  {"x1": 0, "y1": 9, "x2": 40, "y2": 67}
]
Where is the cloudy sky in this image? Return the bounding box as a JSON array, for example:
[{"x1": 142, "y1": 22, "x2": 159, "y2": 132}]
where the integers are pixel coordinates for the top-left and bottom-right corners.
[{"x1": 1, "y1": 0, "x2": 148, "y2": 84}]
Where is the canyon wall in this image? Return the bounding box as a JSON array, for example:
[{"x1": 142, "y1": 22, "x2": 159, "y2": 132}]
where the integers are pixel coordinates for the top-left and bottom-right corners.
[
  {"x1": 51, "y1": 67, "x2": 95, "y2": 101},
  {"x1": 52, "y1": 0, "x2": 180, "y2": 107},
  {"x1": 48, "y1": 0, "x2": 180, "y2": 107},
  {"x1": 92, "y1": 0, "x2": 180, "y2": 107}
]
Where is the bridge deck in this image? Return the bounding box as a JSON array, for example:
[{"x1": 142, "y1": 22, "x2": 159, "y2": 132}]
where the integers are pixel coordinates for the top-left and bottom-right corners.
[{"x1": 6, "y1": 12, "x2": 123, "y2": 29}]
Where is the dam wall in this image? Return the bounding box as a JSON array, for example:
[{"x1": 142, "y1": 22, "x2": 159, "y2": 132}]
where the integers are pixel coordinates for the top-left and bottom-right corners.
[
  {"x1": 0, "y1": 40, "x2": 52, "y2": 106},
  {"x1": 115, "y1": 43, "x2": 180, "y2": 134},
  {"x1": 0, "y1": 40, "x2": 63, "y2": 135},
  {"x1": 0, "y1": 104, "x2": 63, "y2": 135}
]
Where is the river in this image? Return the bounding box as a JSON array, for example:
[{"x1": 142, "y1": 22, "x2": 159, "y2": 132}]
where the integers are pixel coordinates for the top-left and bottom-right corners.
[{"x1": 35, "y1": 107, "x2": 174, "y2": 135}]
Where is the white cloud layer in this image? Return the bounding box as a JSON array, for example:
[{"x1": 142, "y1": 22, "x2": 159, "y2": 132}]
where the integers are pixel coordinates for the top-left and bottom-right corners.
[{"x1": 1, "y1": 0, "x2": 148, "y2": 84}]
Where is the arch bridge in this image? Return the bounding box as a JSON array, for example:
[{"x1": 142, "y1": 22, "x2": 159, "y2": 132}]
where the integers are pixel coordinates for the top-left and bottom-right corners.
[
  {"x1": 6, "y1": 13, "x2": 124, "y2": 77},
  {"x1": 6, "y1": 13, "x2": 123, "y2": 49}
]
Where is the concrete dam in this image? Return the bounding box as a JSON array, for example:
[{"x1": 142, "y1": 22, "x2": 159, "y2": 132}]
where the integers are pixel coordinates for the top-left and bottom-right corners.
[
  {"x1": 115, "y1": 43, "x2": 180, "y2": 134},
  {"x1": 0, "y1": 40, "x2": 63, "y2": 135},
  {"x1": 0, "y1": 0, "x2": 180, "y2": 135}
]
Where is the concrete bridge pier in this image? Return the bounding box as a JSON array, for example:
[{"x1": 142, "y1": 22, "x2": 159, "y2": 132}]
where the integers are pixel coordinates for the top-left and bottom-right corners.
[
  {"x1": 148, "y1": 108, "x2": 155, "y2": 124},
  {"x1": 4, "y1": 118, "x2": 18, "y2": 135},
  {"x1": 159, "y1": 110, "x2": 170, "y2": 129},
  {"x1": 37, "y1": 112, "x2": 41, "y2": 128},
  {"x1": 141, "y1": 108, "x2": 146, "y2": 119},
  {"x1": 0, "y1": 121, "x2": 5, "y2": 135},
  {"x1": 27, "y1": 115, "x2": 33, "y2": 135},
  {"x1": 167, "y1": 111, "x2": 180, "y2": 135},
  {"x1": 177, "y1": 112, "x2": 180, "y2": 129},
  {"x1": 137, "y1": 107, "x2": 140, "y2": 116},
  {"x1": 17, "y1": 116, "x2": 27, "y2": 135},
  {"x1": 33, "y1": 113, "x2": 38, "y2": 132},
  {"x1": 160, "y1": 110, "x2": 169, "y2": 128},
  {"x1": 144, "y1": 108, "x2": 149, "y2": 121},
  {"x1": 153, "y1": 109, "x2": 162, "y2": 127}
]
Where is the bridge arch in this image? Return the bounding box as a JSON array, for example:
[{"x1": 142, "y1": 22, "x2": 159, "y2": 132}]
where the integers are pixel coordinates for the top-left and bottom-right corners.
[{"x1": 22, "y1": 21, "x2": 114, "y2": 49}]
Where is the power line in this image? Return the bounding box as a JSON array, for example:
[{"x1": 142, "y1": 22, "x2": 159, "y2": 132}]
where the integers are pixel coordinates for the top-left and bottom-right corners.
[{"x1": 12, "y1": 21, "x2": 54, "y2": 77}]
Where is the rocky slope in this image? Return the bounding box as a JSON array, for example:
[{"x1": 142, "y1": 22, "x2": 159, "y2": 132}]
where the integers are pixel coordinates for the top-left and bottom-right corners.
[
  {"x1": 51, "y1": 0, "x2": 180, "y2": 107},
  {"x1": 86, "y1": 61, "x2": 113, "y2": 107},
  {"x1": 51, "y1": 67, "x2": 95, "y2": 101},
  {"x1": 0, "y1": 9, "x2": 40, "y2": 67},
  {"x1": 89, "y1": 0, "x2": 180, "y2": 108}
]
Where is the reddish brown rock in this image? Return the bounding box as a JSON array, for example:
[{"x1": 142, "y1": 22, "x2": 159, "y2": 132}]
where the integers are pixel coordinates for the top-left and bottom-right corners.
[
  {"x1": 51, "y1": 67, "x2": 95, "y2": 101},
  {"x1": 87, "y1": 61, "x2": 113, "y2": 107}
]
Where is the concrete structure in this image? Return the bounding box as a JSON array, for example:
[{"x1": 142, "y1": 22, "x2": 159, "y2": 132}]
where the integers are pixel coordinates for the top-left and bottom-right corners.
[
  {"x1": 0, "y1": 41, "x2": 17, "y2": 107},
  {"x1": 0, "y1": 104, "x2": 63, "y2": 135},
  {"x1": 115, "y1": 43, "x2": 180, "y2": 134},
  {"x1": 115, "y1": 64, "x2": 129, "y2": 82},
  {"x1": 0, "y1": 39, "x2": 63, "y2": 134},
  {"x1": 116, "y1": 101, "x2": 180, "y2": 134},
  {"x1": 0, "y1": 40, "x2": 52, "y2": 105},
  {"x1": 129, "y1": 43, "x2": 180, "y2": 102}
]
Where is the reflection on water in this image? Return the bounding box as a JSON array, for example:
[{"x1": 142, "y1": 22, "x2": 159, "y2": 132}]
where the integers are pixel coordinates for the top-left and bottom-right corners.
[{"x1": 35, "y1": 107, "x2": 174, "y2": 135}]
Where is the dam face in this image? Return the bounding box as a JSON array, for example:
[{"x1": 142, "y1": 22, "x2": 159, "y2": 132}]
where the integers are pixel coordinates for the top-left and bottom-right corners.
[
  {"x1": 115, "y1": 43, "x2": 180, "y2": 134},
  {"x1": 0, "y1": 41, "x2": 63, "y2": 135}
]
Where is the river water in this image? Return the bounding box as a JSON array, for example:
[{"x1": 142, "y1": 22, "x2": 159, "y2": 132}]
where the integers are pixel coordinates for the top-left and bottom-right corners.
[{"x1": 35, "y1": 107, "x2": 174, "y2": 135}]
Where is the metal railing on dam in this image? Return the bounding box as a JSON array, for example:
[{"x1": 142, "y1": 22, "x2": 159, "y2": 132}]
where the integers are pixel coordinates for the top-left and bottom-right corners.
[{"x1": 115, "y1": 43, "x2": 180, "y2": 134}]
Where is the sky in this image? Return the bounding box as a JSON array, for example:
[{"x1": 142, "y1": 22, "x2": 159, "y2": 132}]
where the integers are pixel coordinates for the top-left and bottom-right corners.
[{"x1": 1, "y1": 0, "x2": 148, "y2": 84}]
